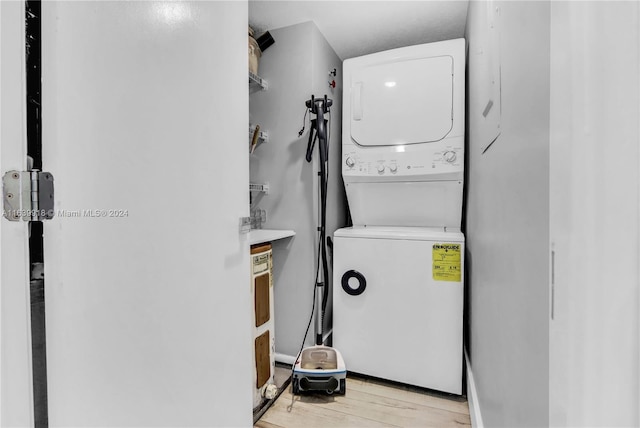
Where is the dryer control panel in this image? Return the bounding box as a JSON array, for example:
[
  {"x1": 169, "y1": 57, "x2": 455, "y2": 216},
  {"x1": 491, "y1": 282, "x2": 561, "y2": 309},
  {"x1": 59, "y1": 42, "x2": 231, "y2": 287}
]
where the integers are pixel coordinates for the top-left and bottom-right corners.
[
  {"x1": 342, "y1": 141, "x2": 464, "y2": 179},
  {"x1": 341, "y1": 39, "x2": 466, "y2": 227}
]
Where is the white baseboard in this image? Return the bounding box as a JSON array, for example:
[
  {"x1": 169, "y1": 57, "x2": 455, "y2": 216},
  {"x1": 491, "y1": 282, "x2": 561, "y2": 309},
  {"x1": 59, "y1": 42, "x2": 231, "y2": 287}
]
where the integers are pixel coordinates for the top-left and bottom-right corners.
[
  {"x1": 274, "y1": 352, "x2": 296, "y2": 366},
  {"x1": 465, "y1": 348, "x2": 484, "y2": 428}
]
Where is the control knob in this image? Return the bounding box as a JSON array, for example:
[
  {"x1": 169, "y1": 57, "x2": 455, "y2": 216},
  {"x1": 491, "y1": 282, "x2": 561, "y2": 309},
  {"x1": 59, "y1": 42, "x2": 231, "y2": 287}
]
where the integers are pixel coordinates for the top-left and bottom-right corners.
[
  {"x1": 389, "y1": 164, "x2": 398, "y2": 173},
  {"x1": 345, "y1": 157, "x2": 356, "y2": 168},
  {"x1": 377, "y1": 164, "x2": 385, "y2": 174},
  {"x1": 443, "y1": 151, "x2": 457, "y2": 163}
]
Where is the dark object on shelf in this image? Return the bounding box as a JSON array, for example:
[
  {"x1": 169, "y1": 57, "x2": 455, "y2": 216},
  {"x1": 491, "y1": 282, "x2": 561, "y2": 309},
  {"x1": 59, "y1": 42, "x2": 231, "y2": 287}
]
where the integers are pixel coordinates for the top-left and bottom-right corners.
[{"x1": 257, "y1": 31, "x2": 275, "y2": 52}]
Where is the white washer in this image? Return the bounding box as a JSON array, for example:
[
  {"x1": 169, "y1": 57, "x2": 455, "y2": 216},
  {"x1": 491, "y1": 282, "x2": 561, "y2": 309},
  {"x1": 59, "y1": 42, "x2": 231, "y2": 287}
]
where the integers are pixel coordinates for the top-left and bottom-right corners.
[
  {"x1": 333, "y1": 227, "x2": 464, "y2": 394},
  {"x1": 342, "y1": 39, "x2": 465, "y2": 228}
]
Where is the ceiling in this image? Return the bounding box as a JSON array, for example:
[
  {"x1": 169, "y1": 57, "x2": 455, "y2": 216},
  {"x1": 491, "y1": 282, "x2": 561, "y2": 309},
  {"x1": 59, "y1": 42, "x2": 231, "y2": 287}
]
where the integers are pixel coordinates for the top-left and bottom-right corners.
[{"x1": 249, "y1": 1, "x2": 468, "y2": 60}]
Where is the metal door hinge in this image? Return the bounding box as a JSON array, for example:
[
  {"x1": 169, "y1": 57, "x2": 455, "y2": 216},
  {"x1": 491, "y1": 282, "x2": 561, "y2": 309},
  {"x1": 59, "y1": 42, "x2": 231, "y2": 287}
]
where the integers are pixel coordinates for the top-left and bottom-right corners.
[{"x1": 3, "y1": 170, "x2": 54, "y2": 221}]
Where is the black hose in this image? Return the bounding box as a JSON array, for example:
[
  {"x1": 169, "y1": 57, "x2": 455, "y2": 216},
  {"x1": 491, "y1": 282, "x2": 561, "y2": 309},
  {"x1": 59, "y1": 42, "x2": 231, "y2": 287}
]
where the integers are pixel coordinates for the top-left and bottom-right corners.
[{"x1": 318, "y1": 118, "x2": 330, "y2": 315}]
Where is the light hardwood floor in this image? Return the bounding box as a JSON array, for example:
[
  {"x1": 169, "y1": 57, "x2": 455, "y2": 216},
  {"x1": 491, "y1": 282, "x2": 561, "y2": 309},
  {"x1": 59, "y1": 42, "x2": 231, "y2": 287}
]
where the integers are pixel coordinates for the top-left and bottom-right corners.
[{"x1": 256, "y1": 371, "x2": 471, "y2": 427}]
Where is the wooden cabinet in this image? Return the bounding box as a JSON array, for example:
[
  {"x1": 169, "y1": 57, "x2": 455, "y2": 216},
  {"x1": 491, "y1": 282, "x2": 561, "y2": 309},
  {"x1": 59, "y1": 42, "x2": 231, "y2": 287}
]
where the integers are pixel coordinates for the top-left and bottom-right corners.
[{"x1": 250, "y1": 243, "x2": 275, "y2": 409}]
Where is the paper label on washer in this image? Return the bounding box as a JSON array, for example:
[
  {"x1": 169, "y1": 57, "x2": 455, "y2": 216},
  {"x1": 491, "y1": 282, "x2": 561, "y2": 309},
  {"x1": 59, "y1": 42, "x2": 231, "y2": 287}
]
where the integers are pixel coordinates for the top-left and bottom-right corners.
[{"x1": 432, "y1": 243, "x2": 461, "y2": 282}]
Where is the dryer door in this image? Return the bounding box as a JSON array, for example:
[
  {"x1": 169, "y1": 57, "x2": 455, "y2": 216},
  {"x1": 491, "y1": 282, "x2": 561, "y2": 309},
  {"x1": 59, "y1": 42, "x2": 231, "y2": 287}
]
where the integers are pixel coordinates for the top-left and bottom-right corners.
[{"x1": 350, "y1": 55, "x2": 453, "y2": 147}]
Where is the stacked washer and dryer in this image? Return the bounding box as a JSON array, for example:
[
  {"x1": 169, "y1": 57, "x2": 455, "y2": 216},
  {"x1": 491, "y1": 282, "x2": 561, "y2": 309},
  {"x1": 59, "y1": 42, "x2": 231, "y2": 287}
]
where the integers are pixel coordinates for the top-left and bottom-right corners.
[{"x1": 333, "y1": 39, "x2": 466, "y2": 394}]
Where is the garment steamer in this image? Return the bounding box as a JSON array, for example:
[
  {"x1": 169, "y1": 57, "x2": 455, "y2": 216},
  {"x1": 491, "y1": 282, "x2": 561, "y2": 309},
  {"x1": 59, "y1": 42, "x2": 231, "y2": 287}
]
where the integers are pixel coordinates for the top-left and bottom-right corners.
[{"x1": 292, "y1": 95, "x2": 346, "y2": 395}]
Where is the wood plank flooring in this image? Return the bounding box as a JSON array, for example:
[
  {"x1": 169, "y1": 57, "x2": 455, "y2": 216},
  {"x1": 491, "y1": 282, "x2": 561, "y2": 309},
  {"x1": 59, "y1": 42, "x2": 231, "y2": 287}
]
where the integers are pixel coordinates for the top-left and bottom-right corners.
[{"x1": 255, "y1": 371, "x2": 470, "y2": 428}]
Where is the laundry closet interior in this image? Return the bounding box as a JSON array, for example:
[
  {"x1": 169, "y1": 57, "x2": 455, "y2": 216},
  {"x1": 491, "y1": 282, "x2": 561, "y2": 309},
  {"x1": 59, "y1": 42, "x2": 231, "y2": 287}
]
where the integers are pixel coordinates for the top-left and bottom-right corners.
[
  {"x1": 245, "y1": 2, "x2": 639, "y2": 427},
  {"x1": 246, "y1": 0, "x2": 500, "y2": 423}
]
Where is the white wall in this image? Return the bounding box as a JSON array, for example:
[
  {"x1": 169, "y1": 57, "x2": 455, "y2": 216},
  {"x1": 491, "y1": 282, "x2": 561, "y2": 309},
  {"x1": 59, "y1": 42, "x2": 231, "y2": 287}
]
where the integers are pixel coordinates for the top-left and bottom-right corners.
[
  {"x1": 311, "y1": 23, "x2": 347, "y2": 342},
  {"x1": 465, "y1": 1, "x2": 550, "y2": 426},
  {"x1": 249, "y1": 21, "x2": 345, "y2": 357},
  {"x1": 549, "y1": 2, "x2": 640, "y2": 426},
  {"x1": 0, "y1": 2, "x2": 34, "y2": 426}
]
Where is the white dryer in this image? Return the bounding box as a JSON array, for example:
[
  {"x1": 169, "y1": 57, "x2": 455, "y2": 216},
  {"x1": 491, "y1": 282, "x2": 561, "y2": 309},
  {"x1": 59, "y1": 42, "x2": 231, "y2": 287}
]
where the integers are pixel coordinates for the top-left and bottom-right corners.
[
  {"x1": 333, "y1": 227, "x2": 464, "y2": 394},
  {"x1": 342, "y1": 38, "x2": 465, "y2": 228}
]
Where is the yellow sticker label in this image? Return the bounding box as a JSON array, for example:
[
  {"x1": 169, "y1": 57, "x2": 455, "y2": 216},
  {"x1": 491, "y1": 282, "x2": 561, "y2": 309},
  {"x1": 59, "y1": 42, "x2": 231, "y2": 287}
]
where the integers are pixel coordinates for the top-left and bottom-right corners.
[{"x1": 432, "y1": 243, "x2": 462, "y2": 282}]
